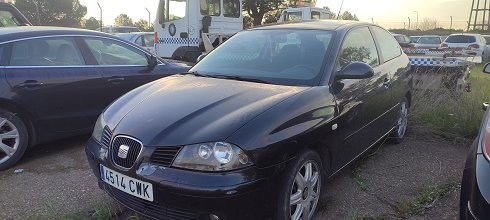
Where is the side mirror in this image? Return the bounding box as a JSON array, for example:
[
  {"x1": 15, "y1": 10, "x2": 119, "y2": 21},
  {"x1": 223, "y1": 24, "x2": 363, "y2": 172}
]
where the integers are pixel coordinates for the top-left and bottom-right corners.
[
  {"x1": 335, "y1": 62, "x2": 374, "y2": 80},
  {"x1": 484, "y1": 63, "x2": 490, "y2": 74},
  {"x1": 196, "y1": 54, "x2": 206, "y2": 63},
  {"x1": 484, "y1": 102, "x2": 489, "y2": 111},
  {"x1": 146, "y1": 55, "x2": 158, "y2": 72}
]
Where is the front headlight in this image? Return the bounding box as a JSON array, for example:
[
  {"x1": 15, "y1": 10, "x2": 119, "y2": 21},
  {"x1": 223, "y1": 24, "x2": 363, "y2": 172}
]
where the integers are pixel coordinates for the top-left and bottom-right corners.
[
  {"x1": 172, "y1": 142, "x2": 252, "y2": 171},
  {"x1": 92, "y1": 114, "x2": 106, "y2": 144}
]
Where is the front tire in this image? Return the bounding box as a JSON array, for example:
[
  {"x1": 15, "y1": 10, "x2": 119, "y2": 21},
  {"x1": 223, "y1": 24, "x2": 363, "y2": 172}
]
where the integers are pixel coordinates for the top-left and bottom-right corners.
[
  {"x1": 0, "y1": 109, "x2": 28, "y2": 171},
  {"x1": 389, "y1": 97, "x2": 409, "y2": 144},
  {"x1": 276, "y1": 149, "x2": 323, "y2": 220}
]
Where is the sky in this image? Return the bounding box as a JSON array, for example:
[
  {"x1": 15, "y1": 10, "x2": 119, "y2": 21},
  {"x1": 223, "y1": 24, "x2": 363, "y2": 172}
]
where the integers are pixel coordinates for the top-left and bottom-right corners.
[{"x1": 80, "y1": 0, "x2": 472, "y2": 29}]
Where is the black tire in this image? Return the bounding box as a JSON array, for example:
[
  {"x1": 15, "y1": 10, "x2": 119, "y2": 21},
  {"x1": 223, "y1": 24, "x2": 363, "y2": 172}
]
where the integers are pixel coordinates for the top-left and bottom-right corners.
[
  {"x1": 389, "y1": 97, "x2": 409, "y2": 144},
  {"x1": 276, "y1": 149, "x2": 323, "y2": 220},
  {"x1": 0, "y1": 109, "x2": 29, "y2": 171}
]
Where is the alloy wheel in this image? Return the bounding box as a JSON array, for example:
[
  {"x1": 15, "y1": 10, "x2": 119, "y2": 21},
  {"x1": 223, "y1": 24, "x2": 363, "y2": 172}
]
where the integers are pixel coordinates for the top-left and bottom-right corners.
[
  {"x1": 0, "y1": 117, "x2": 20, "y2": 164},
  {"x1": 397, "y1": 101, "x2": 408, "y2": 138},
  {"x1": 290, "y1": 161, "x2": 321, "y2": 220}
]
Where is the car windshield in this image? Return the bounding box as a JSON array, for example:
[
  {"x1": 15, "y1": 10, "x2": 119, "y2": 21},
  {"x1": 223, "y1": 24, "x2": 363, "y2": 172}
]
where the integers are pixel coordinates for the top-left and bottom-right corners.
[
  {"x1": 418, "y1": 37, "x2": 441, "y2": 44},
  {"x1": 190, "y1": 29, "x2": 333, "y2": 86},
  {"x1": 445, "y1": 35, "x2": 476, "y2": 43}
]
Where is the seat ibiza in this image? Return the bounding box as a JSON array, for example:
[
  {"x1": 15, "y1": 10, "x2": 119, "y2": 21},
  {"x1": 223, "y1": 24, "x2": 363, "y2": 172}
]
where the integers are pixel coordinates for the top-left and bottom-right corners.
[{"x1": 86, "y1": 20, "x2": 412, "y2": 219}]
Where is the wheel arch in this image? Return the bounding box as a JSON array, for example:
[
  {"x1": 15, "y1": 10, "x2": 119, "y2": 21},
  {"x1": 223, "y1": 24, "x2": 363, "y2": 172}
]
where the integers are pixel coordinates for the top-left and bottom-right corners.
[{"x1": 0, "y1": 98, "x2": 37, "y2": 146}]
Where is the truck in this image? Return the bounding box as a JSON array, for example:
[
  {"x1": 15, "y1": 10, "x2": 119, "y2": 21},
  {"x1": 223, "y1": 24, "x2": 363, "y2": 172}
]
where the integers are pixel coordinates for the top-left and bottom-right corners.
[
  {"x1": 405, "y1": 48, "x2": 481, "y2": 93},
  {"x1": 278, "y1": 0, "x2": 332, "y2": 23},
  {"x1": 278, "y1": 7, "x2": 332, "y2": 22},
  {"x1": 154, "y1": 0, "x2": 243, "y2": 62}
]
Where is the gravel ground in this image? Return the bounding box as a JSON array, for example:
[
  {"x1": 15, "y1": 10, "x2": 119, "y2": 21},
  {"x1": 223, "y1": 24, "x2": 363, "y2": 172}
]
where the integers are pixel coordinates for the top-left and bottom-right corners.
[{"x1": 0, "y1": 135, "x2": 470, "y2": 220}]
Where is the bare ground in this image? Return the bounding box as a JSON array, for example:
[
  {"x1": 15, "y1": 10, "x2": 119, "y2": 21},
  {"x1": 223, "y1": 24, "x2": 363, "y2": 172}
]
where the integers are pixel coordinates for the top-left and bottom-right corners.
[{"x1": 0, "y1": 135, "x2": 470, "y2": 220}]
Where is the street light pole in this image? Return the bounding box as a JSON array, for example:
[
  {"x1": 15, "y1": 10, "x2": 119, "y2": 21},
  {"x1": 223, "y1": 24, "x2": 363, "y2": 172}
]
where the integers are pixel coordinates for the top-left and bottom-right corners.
[
  {"x1": 414, "y1": 11, "x2": 419, "y2": 30},
  {"x1": 408, "y1": 17, "x2": 411, "y2": 30},
  {"x1": 97, "y1": 2, "x2": 103, "y2": 31},
  {"x1": 145, "y1": 8, "x2": 151, "y2": 29}
]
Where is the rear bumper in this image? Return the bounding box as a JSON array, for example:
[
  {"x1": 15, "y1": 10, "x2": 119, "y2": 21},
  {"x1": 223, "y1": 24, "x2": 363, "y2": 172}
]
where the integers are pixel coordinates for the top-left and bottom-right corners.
[{"x1": 85, "y1": 137, "x2": 283, "y2": 220}]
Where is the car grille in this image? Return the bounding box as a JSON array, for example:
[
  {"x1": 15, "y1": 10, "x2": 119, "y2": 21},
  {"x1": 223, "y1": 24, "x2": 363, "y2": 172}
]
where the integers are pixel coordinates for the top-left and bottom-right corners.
[
  {"x1": 150, "y1": 147, "x2": 182, "y2": 167},
  {"x1": 101, "y1": 126, "x2": 112, "y2": 149},
  {"x1": 108, "y1": 186, "x2": 199, "y2": 220},
  {"x1": 112, "y1": 136, "x2": 142, "y2": 169}
]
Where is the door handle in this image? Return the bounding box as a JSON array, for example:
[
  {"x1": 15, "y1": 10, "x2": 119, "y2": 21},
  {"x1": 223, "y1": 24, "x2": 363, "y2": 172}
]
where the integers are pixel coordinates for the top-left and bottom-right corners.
[
  {"x1": 18, "y1": 80, "x2": 44, "y2": 88},
  {"x1": 383, "y1": 78, "x2": 391, "y2": 88},
  {"x1": 107, "y1": 77, "x2": 125, "y2": 83}
]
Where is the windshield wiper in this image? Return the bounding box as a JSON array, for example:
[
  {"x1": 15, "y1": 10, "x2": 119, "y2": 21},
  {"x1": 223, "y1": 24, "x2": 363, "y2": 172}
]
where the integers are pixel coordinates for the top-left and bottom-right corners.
[{"x1": 212, "y1": 75, "x2": 272, "y2": 84}]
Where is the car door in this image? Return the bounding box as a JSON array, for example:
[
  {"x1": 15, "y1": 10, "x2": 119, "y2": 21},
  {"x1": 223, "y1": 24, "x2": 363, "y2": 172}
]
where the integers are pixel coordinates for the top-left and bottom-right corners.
[
  {"x1": 332, "y1": 26, "x2": 393, "y2": 169},
  {"x1": 79, "y1": 36, "x2": 174, "y2": 105},
  {"x1": 4, "y1": 36, "x2": 105, "y2": 133}
]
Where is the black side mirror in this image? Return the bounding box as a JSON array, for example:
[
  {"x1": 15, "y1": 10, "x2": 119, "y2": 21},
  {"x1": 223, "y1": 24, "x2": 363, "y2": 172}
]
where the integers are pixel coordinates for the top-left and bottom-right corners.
[
  {"x1": 484, "y1": 63, "x2": 490, "y2": 74},
  {"x1": 484, "y1": 102, "x2": 489, "y2": 111},
  {"x1": 196, "y1": 54, "x2": 206, "y2": 63},
  {"x1": 335, "y1": 62, "x2": 374, "y2": 80},
  {"x1": 146, "y1": 55, "x2": 158, "y2": 72}
]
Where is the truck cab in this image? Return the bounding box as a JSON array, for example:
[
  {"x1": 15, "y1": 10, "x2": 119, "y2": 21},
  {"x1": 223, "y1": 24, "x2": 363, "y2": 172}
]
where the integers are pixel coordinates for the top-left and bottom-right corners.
[
  {"x1": 154, "y1": 0, "x2": 243, "y2": 62},
  {"x1": 278, "y1": 7, "x2": 332, "y2": 22}
]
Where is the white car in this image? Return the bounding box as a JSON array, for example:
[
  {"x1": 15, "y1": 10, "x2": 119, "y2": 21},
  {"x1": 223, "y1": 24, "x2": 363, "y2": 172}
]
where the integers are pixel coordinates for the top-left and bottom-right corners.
[
  {"x1": 413, "y1": 35, "x2": 443, "y2": 49},
  {"x1": 441, "y1": 33, "x2": 490, "y2": 57},
  {"x1": 116, "y1": 32, "x2": 155, "y2": 54}
]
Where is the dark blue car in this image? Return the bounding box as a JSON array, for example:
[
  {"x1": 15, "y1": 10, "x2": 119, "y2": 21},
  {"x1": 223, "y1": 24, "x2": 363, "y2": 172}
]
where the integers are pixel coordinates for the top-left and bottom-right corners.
[
  {"x1": 460, "y1": 64, "x2": 490, "y2": 219},
  {"x1": 0, "y1": 27, "x2": 190, "y2": 170}
]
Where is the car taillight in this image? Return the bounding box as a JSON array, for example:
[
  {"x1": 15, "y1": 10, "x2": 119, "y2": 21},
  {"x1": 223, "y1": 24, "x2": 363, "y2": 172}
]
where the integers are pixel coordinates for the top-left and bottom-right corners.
[
  {"x1": 440, "y1": 43, "x2": 448, "y2": 48},
  {"x1": 154, "y1": 32, "x2": 158, "y2": 44},
  {"x1": 468, "y1": 44, "x2": 480, "y2": 49},
  {"x1": 484, "y1": 115, "x2": 490, "y2": 161}
]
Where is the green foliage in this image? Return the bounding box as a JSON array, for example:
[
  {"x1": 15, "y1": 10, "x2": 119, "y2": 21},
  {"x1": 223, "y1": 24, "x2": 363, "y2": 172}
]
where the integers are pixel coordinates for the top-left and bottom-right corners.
[
  {"x1": 242, "y1": 0, "x2": 283, "y2": 26},
  {"x1": 114, "y1": 14, "x2": 133, "y2": 26},
  {"x1": 410, "y1": 64, "x2": 490, "y2": 139},
  {"x1": 134, "y1": 19, "x2": 153, "y2": 32},
  {"x1": 14, "y1": 0, "x2": 87, "y2": 27},
  {"x1": 339, "y1": 11, "x2": 358, "y2": 21},
  {"x1": 83, "y1": 17, "x2": 100, "y2": 30}
]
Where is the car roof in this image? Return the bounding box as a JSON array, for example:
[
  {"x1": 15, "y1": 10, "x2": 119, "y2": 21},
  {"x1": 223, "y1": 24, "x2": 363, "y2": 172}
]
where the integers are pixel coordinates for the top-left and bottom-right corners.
[
  {"x1": 0, "y1": 26, "x2": 116, "y2": 43},
  {"x1": 448, "y1": 33, "x2": 481, "y2": 36},
  {"x1": 252, "y1": 20, "x2": 373, "y2": 31}
]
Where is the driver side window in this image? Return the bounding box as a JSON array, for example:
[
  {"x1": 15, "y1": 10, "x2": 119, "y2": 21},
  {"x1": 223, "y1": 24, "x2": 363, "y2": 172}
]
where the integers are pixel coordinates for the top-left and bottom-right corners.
[
  {"x1": 83, "y1": 37, "x2": 149, "y2": 66},
  {"x1": 338, "y1": 27, "x2": 379, "y2": 70}
]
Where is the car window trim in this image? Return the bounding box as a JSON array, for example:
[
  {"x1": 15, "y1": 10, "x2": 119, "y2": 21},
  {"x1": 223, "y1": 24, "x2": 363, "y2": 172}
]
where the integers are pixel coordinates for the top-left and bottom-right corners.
[{"x1": 0, "y1": 34, "x2": 166, "y2": 65}]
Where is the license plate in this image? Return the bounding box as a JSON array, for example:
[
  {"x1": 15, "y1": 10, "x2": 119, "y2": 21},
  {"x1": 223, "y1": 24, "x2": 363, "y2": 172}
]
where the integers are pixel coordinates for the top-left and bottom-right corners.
[{"x1": 100, "y1": 165, "x2": 154, "y2": 202}]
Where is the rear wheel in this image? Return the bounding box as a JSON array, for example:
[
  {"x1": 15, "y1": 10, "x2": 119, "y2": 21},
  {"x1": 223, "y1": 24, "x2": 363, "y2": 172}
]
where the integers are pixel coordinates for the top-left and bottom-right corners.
[
  {"x1": 389, "y1": 97, "x2": 409, "y2": 144},
  {"x1": 0, "y1": 109, "x2": 28, "y2": 170},
  {"x1": 276, "y1": 149, "x2": 322, "y2": 220}
]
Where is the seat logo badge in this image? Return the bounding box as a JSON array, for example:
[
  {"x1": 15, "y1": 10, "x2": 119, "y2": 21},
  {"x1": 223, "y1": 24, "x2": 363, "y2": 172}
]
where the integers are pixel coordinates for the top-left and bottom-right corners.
[{"x1": 118, "y1": 145, "x2": 130, "y2": 159}]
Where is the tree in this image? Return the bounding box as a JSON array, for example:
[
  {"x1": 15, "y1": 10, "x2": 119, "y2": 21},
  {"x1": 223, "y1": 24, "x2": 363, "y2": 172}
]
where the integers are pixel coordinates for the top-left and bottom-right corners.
[
  {"x1": 115, "y1": 14, "x2": 133, "y2": 26},
  {"x1": 15, "y1": 0, "x2": 87, "y2": 27},
  {"x1": 339, "y1": 11, "x2": 358, "y2": 21},
  {"x1": 84, "y1": 17, "x2": 100, "y2": 30},
  {"x1": 323, "y1": 6, "x2": 336, "y2": 19},
  {"x1": 419, "y1": 18, "x2": 438, "y2": 31},
  {"x1": 243, "y1": 0, "x2": 282, "y2": 26},
  {"x1": 135, "y1": 19, "x2": 153, "y2": 32}
]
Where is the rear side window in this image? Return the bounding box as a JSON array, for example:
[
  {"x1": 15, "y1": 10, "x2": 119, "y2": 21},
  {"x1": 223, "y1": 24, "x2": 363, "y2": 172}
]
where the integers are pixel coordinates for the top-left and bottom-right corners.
[
  {"x1": 135, "y1": 36, "x2": 143, "y2": 46},
  {"x1": 10, "y1": 37, "x2": 85, "y2": 66},
  {"x1": 311, "y1": 11, "x2": 321, "y2": 20},
  {"x1": 372, "y1": 26, "x2": 402, "y2": 62},
  {"x1": 285, "y1": 11, "x2": 302, "y2": 21},
  {"x1": 338, "y1": 27, "x2": 379, "y2": 69},
  {"x1": 445, "y1": 35, "x2": 476, "y2": 43},
  {"x1": 223, "y1": 0, "x2": 240, "y2": 18},
  {"x1": 83, "y1": 37, "x2": 148, "y2": 66},
  {"x1": 144, "y1": 34, "x2": 154, "y2": 47},
  {"x1": 200, "y1": 0, "x2": 220, "y2": 16}
]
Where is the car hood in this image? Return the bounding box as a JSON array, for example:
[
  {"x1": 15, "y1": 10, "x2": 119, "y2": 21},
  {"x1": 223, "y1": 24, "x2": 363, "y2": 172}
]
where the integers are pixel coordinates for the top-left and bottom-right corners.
[{"x1": 104, "y1": 75, "x2": 308, "y2": 146}]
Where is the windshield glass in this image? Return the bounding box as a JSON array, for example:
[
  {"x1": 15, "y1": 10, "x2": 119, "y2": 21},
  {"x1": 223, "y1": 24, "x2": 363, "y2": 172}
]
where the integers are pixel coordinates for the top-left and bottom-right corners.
[
  {"x1": 445, "y1": 35, "x2": 476, "y2": 43},
  {"x1": 0, "y1": 10, "x2": 21, "y2": 27},
  {"x1": 418, "y1": 37, "x2": 441, "y2": 44},
  {"x1": 190, "y1": 29, "x2": 333, "y2": 86}
]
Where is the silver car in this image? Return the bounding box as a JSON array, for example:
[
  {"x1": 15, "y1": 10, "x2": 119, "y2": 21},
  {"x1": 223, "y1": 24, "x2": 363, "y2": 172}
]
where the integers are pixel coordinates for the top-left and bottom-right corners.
[
  {"x1": 116, "y1": 32, "x2": 155, "y2": 54},
  {"x1": 413, "y1": 35, "x2": 443, "y2": 49}
]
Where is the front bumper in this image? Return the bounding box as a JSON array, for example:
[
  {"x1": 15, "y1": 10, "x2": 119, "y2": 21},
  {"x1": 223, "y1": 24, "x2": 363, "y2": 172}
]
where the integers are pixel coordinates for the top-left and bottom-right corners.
[
  {"x1": 85, "y1": 137, "x2": 283, "y2": 220},
  {"x1": 461, "y1": 141, "x2": 490, "y2": 220}
]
